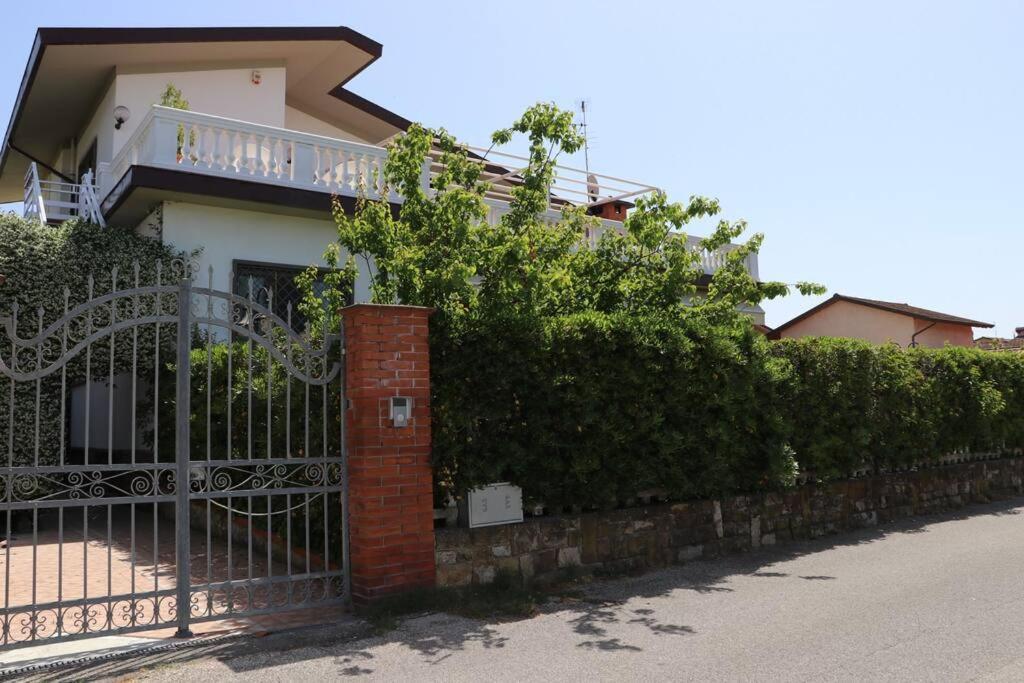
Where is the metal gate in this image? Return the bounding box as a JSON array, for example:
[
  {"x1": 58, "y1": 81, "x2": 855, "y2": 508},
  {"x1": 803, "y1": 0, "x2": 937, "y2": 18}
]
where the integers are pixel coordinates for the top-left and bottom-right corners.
[{"x1": 0, "y1": 261, "x2": 348, "y2": 650}]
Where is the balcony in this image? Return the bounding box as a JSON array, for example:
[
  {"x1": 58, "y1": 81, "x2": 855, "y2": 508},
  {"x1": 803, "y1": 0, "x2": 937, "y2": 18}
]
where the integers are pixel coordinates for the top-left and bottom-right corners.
[
  {"x1": 90, "y1": 105, "x2": 755, "y2": 278},
  {"x1": 23, "y1": 163, "x2": 104, "y2": 226},
  {"x1": 99, "y1": 106, "x2": 394, "y2": 211}
]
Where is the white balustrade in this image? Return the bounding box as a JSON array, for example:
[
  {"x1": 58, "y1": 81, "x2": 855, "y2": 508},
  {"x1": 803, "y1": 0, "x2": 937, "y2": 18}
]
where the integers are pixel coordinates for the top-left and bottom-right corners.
[
  {"x1": 98, "y1": 106, "x2": 758, "y2": 281},
  {"x1": 106, "y1": 106, "x2": 391, "y2": 205}
]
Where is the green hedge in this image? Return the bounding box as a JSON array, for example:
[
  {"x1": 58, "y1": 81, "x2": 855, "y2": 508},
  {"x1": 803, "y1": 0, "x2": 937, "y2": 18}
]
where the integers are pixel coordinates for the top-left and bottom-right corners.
[
  {"x1": 773, "y1": 339, "x2": 1022, "y2": 478},
  {"x1": 158, "y1": 336, "x2": 342, "y2": 462},
  {"x1": 431, "y1": 313, "x2": 795, "y2": 508},
  {"x1": 0, "y1": 215, "x2": 185, "y2": 465},
  {"x1": 168, "y1": 338, "x2": 344, "y2": 556},
  {"x1": 431, "y1": 315, "x2": 1024, "y2": 508}
]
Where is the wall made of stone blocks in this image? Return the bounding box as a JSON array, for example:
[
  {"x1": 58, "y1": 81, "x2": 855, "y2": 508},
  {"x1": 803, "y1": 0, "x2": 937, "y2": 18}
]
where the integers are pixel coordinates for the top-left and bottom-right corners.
[{"x1": 435, "y1": 457, "x2": 1024, "y2": 587}]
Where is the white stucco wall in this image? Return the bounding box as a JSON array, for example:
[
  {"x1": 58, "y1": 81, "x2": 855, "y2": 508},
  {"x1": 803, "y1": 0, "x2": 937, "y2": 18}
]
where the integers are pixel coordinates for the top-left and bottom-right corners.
[
  {"x1": 73, "y1": 66, "x2": 287, "y2": 171},
  {"x1": 284, "y1": 105, "x2": 369, "y2": 144},
  {"x1": 109, "y1": 67, "x2": 288, "y2": 163},
  {"x1": 74, "y1": 64, "x2": 398, "y2": 177},
  {"x1": 159, "y1": 201, "x2": 371, "y2": 303},
  {"x1": 76, "y1": 79, "x2": 116, "y2": 174}
]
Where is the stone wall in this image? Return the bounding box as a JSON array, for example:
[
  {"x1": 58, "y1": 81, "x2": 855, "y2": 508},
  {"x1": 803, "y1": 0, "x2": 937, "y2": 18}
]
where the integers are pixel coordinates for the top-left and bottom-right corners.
[{"x1": 435, "y1": 457, "x2": 1024, "y2": 587}]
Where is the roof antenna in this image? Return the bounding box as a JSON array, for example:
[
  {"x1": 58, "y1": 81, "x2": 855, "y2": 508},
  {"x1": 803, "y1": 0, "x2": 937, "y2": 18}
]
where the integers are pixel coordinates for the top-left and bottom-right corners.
[{"x1": 577, "y1": 99, "x2": 598, "y2": 203}]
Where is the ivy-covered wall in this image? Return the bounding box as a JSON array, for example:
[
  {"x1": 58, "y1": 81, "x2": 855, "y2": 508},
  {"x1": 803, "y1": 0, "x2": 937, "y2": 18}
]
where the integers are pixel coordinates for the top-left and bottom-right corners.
[
  {"x1": 431, "y1": 313, "x2": 1024, "y2": 508},
  {"x1": 0, "y1": 215, "x2": 185, "y2": 465}
]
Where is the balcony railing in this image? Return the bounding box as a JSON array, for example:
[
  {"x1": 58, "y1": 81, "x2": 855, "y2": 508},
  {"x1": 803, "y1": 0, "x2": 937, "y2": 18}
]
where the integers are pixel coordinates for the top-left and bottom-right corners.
[
  {"x1": 99, "y1": 106, "x2": 756, "y2": 278},
  {"x1": 102, "y1": 106, "x2": 393, "y2": 210},
  {"x1": 23, "y1": 163, "x2": 105, "y2": 226}
]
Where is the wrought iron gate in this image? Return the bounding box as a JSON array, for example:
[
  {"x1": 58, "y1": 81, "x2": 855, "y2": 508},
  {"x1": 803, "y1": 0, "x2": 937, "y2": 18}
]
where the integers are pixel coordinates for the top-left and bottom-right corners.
[{"x1": 0, "y1": 261, "x2": 348, "y2": 650}]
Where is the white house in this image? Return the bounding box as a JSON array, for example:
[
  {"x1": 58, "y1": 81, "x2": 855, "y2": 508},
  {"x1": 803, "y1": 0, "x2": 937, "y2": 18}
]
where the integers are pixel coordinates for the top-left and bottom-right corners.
[{"x1": 0, "y1": 26, "x2": 763, "y2": 322}]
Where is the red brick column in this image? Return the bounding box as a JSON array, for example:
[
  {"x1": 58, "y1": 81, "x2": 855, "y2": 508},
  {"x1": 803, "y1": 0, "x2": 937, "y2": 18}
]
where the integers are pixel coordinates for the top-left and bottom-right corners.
[{"x1": 341, "y1": 304, "x2": 436, "y2": 603}]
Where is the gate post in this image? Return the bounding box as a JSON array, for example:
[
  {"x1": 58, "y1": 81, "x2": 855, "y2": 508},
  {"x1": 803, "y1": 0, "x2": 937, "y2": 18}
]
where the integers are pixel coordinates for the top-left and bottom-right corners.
[
  {"x1": 341, "y1": 304, "x2": 436, "y2": 603},
  {"x1": 174, "y1": 276, "x2": 193, "y2": 638}
]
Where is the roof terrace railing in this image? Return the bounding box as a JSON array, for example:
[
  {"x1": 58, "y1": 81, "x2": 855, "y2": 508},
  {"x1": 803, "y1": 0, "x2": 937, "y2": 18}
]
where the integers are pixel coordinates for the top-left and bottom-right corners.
[
  {"x1": 103, "y1": 106, "x2": 662, "y2": 216},
  {"x1": 451, "y1": 145, "x2": 660, "y2": 210},
  {"x1": 97, "y1": 106, "x2": 756, "y2": 279}
]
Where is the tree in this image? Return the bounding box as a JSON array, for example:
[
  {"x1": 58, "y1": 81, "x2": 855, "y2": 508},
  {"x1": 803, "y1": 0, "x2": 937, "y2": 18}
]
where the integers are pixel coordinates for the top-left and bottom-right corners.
[
  {"x1": 157, "y1": 83, "x2": 193, "y2": 153},
  {"x1": 298, "y1": 102, "x2": 824, "y2": 332}
]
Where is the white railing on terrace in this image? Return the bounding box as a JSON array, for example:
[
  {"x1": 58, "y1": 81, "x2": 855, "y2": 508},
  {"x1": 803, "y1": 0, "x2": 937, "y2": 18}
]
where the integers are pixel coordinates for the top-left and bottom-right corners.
[
  {"x1": 483, "y1": 200, "x2": 756, "y2": 277},
  {"x1": 103, "y1": 106, "x2": 392, "y2": 209},
  {"x1": 23, "y1": 163, "x2": 105, "y2": 226},
  {"x1": 465, "y1": 152, "x2": 753, "y2": 277},
  {"x1": 449, "y1": 145, "x2": 660, "y2": 209},
  {"x1": 99, "y1": 106, "x2": 756, "y2": 278},
  {"x1": 23, "y1": 162, "x2": 46, "y2": 223}
]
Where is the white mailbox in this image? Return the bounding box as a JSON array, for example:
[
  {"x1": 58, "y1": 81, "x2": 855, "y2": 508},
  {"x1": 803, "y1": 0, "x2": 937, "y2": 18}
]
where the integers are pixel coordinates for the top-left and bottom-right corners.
[{"x1": 465, "y1": 483, "x2": 524, "y2": 528}]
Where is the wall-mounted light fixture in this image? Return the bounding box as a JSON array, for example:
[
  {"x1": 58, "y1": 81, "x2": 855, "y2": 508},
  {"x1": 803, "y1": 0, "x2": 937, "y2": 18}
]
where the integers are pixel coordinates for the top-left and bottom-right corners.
[{"x1": 113, "y1": 105, "x2": 131, "y2": 130}]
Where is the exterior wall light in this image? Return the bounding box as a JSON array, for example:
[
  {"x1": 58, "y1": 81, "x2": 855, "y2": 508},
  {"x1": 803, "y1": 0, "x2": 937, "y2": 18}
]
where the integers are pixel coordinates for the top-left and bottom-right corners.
[{"x1": 113, "y1": 106, "x2": 131, "y2": 130}]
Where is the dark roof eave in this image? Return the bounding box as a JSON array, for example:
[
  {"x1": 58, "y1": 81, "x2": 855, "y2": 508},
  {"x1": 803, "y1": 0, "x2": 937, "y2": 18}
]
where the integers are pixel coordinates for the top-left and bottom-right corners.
[
  {"x1": 327, "y1": 85, "x2": 412, "y2": 132},
  {"x1": 35, "y1": 26, "x2": 382, "y2": 54},
  {"x1": 1, "y1": 26, "x2": 386, "y2": 192}
]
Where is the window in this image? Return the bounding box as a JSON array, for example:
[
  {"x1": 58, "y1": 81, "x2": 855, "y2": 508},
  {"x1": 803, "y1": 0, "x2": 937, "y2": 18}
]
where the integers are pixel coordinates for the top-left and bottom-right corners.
[
  {"x1": 232, "y1": 260, "x2": 351, "y2": 332},
  {"x1": 77, "y1": 139, "x2": 97, "y2": 184}
]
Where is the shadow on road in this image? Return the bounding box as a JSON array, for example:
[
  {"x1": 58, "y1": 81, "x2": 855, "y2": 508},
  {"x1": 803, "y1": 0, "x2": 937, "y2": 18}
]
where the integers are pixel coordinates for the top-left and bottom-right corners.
[{"x1": 15, "y1": 496, "x2": 1024, "y2": 681}]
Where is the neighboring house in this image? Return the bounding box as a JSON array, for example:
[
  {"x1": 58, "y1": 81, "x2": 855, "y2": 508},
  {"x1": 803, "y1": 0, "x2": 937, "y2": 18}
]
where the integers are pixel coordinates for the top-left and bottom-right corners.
[
  {"x1": 976, "y1": 328, "x2": 1024, "y2": 352},
  {"x1": 0, "y1": 26, "x2": 763, "y2": 322},
  {"x1": 770, "y1": 294, "x2": 993, "y2": 348}
]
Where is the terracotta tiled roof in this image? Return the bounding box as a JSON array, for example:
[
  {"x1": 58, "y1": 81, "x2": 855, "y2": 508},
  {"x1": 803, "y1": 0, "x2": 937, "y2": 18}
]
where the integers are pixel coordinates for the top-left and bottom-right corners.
[{"x1": 975, "y1": 337, "x2": 1024, "y2": 352}]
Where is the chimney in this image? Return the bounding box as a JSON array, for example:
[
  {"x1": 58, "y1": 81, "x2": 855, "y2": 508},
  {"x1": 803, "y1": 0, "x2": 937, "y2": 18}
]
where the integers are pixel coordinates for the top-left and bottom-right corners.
[
  {"x1": 587, "y1": 199, "x2": 633, "y2": 222},
  {"x1": 1015, "y1": 327, "x2": 1024, "y2": 339}
]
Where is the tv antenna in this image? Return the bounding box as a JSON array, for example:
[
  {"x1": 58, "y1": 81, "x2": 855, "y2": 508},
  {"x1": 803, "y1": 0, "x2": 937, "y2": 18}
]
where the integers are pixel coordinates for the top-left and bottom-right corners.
[{"x1": 577, "y1": 99, "x2": 599, "y2": 203}]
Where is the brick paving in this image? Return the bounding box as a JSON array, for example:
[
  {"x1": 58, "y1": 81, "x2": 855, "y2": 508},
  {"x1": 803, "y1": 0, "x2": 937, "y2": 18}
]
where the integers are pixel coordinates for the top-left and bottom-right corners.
[{"x1": 0, "y1": 505, "x2": 341, "y2": 644}]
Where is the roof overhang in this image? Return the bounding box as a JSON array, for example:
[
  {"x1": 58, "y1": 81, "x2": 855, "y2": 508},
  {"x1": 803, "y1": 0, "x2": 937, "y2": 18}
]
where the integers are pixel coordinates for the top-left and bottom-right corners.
[
  {"x1": 771, "y1": 293, "x2": 994, "y2": 338},
  {"x1": 0, "y1": 26, "x2": 409, "y2": 202},
  {"x1": 104, "y1": 165, "x2": 401, "y2": 226}
]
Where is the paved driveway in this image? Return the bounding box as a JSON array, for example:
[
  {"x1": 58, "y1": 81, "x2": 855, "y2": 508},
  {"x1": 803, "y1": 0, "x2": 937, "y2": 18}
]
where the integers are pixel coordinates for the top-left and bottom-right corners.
[{"x1": 24, "y1": 499, "x2": 1024, "y2": 682}]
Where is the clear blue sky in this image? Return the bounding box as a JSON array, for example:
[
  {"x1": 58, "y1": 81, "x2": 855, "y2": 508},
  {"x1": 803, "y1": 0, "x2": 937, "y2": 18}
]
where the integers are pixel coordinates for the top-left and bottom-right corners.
[{"x1": 2, "y1": 1, "x2": 1021, "y2": 335}]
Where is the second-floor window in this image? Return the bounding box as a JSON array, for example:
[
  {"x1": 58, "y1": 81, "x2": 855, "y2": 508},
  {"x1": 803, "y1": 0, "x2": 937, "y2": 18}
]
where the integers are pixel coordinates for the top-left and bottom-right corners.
[{"x1": 232, "y1": 260, "x2": 351, "y2": 333}]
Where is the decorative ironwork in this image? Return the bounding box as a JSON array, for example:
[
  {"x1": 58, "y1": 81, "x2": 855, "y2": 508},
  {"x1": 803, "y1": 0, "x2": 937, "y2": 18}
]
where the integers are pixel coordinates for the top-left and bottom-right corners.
[
  {"x1": 0, "y1": 467, "x2": 177, "y2": 507},
  {"x1": 0, "y1": 263, "x2": 348, "y2": 650}
]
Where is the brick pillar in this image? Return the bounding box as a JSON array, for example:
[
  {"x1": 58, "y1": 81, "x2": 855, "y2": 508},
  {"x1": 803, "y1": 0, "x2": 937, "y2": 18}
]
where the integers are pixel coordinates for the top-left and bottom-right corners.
[{"x1": 341, "y1": 304, "x2": 436, "y2": 603}]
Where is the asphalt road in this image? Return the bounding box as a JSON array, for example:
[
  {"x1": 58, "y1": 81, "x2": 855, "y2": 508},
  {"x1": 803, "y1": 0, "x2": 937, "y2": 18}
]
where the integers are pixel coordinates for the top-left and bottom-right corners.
[{"x1": 32, "y1": 499, "x2": 1024, "y2": 682}]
